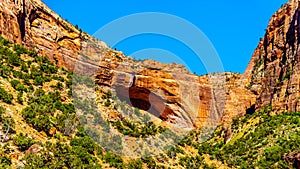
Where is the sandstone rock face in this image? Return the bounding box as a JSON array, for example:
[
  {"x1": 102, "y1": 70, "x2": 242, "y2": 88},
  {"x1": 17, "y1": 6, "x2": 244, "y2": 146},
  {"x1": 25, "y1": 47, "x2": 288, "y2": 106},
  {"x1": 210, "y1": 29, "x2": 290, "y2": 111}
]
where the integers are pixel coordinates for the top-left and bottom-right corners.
[
  {"x1": 222, "y1": 73, "x2": 257, "y2": 124},
  {"x1": 25, "y1": 144, "x2": 41, "y2": 155},
  {"x1": 243, "y1": 0, "x2": 300, "y2": 113},
  {"x1": 112, "y1": 67, "x2": 255, "y2": 128}
]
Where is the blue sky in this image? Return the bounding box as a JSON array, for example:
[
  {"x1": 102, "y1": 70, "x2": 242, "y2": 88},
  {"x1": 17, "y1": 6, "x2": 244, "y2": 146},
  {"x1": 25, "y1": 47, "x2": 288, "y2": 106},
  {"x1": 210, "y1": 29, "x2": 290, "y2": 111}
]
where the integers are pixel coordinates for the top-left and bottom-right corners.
[{"x1": 43, "y1": 0, "x2": 288, "y2": 75}]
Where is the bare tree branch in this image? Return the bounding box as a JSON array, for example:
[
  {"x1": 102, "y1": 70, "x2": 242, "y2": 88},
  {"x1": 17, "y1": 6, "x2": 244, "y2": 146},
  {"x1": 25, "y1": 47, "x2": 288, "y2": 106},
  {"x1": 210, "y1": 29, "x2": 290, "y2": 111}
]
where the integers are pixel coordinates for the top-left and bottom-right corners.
[{"x1": 2, "y1": 123, "x2": 10, "y2": 143}]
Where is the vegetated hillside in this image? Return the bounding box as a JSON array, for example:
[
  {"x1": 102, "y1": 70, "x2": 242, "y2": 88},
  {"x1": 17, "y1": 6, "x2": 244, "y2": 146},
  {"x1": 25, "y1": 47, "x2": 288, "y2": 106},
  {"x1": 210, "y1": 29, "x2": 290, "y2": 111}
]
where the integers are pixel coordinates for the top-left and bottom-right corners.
[
  {"x1": 0, "y1": 35, "x2": 299, "y2": 169},
  {"x1": 0, "y1": 36, "x2": 144, "y2": 169}
]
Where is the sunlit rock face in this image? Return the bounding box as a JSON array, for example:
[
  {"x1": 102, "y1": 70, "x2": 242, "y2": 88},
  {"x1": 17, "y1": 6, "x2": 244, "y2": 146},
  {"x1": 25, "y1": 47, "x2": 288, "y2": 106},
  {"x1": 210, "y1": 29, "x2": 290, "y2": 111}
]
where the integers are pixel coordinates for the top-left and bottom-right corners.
[{"x1": 243, "y1": 0, "x2": 300, "y2": 113}]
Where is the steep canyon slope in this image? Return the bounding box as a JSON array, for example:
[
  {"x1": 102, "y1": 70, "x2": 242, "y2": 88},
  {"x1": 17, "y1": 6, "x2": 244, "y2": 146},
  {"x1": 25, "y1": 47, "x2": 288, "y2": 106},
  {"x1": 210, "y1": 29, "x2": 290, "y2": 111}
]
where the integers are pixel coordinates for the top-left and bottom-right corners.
[{"x1": 243, "y1": 0, "x2": 300, "y2": 114}]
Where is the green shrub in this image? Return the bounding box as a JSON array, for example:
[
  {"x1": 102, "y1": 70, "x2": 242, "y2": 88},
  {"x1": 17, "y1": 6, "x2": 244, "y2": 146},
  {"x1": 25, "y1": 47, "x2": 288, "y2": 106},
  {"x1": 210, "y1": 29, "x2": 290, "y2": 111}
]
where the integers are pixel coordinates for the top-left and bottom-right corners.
[
  {"x1": 40, "y1": 63, "x2": 58, "y2": 74},
  {"x1": 53, "y1": 82, "x2": 63, "y2": 90},
  {"x1": 103, "y1": 152, "x2": 124, "y2": 168},
  {"x1": 21, "y1": 62, "x2": 28, "y2": 72},
  {"x1": 70, "y1": 136, "x2": 96, "y2": 154},
  {"x1": 17, "y1": 91, "x2": 23, "y2": 104},
  {"x1": 106, "y1": 90, "x2": 112, "y2": 98},
  {"x1": 0, "y1": 64, "x2": 12, "y2": 77},
  {"x1": 0, "y1": 36, "x2": 12, "y2": 46},
  {"x1": 104, "y1": 99, "x2": 111, "y2": 107},
  {"x1": 142, "y1": 157, "x2": 156, "y2": 169},
  {"x1": 0, "y1": 87, "x2": 13, "y2": 104},
  {"x1": 263, "y1": 146, "x2": 284, "y2": 162},
  {"x1": 13, "y1": 44, "x2": 27, "y2": 55},
  {"x1": 127, "y1": 159, "x2": 143, "y2": 169},
  {"x1": 13, "y1": 133, "x2": 35, "y2": 151},
  {"x1": 10, "y1": 79, "x2": 26, "y2": 92},
  {"x1": 0, "y1": 106, "x2": 5, "y2": 116},
  {"x1": 7, "y1": 53, "x2": 21, "y2": 66},
  {"x1": 12, "y1": 70, "x2": 24, "y2": 79},
  {"x1": 30, "y1": 66, "x2": 43, "y2": 78},
  {"x1": 33, "y1": 76, "x2": 44, "y2": 86},
  {"x1": 33, "y1": 115, "x2": 53, "y2": 133},
  {"x1": 53, "y1": 75, "x2": 65, "y2": 82},
  {"x1": 23, "y1": 154, "x2": 44, "y2": 169},
  {"x1": 0, "y1": 155, "x2": 12, "y2": 167}
]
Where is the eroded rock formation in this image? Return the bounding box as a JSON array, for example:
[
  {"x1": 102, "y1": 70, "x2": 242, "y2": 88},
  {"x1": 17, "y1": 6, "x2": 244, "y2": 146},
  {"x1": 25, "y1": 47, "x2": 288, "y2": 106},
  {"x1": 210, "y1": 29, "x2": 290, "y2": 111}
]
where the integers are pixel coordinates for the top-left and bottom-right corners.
[{"x1": 243, "y1": 0, "x2": 300, "y2": 113}]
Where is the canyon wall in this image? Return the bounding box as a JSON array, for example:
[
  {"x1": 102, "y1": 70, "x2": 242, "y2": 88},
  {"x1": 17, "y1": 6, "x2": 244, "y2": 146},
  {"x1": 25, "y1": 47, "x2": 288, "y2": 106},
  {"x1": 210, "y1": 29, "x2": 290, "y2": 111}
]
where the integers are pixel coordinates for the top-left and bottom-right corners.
[{"x1": 243, "y1": 0, "x2": 300, "y2": 113}]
